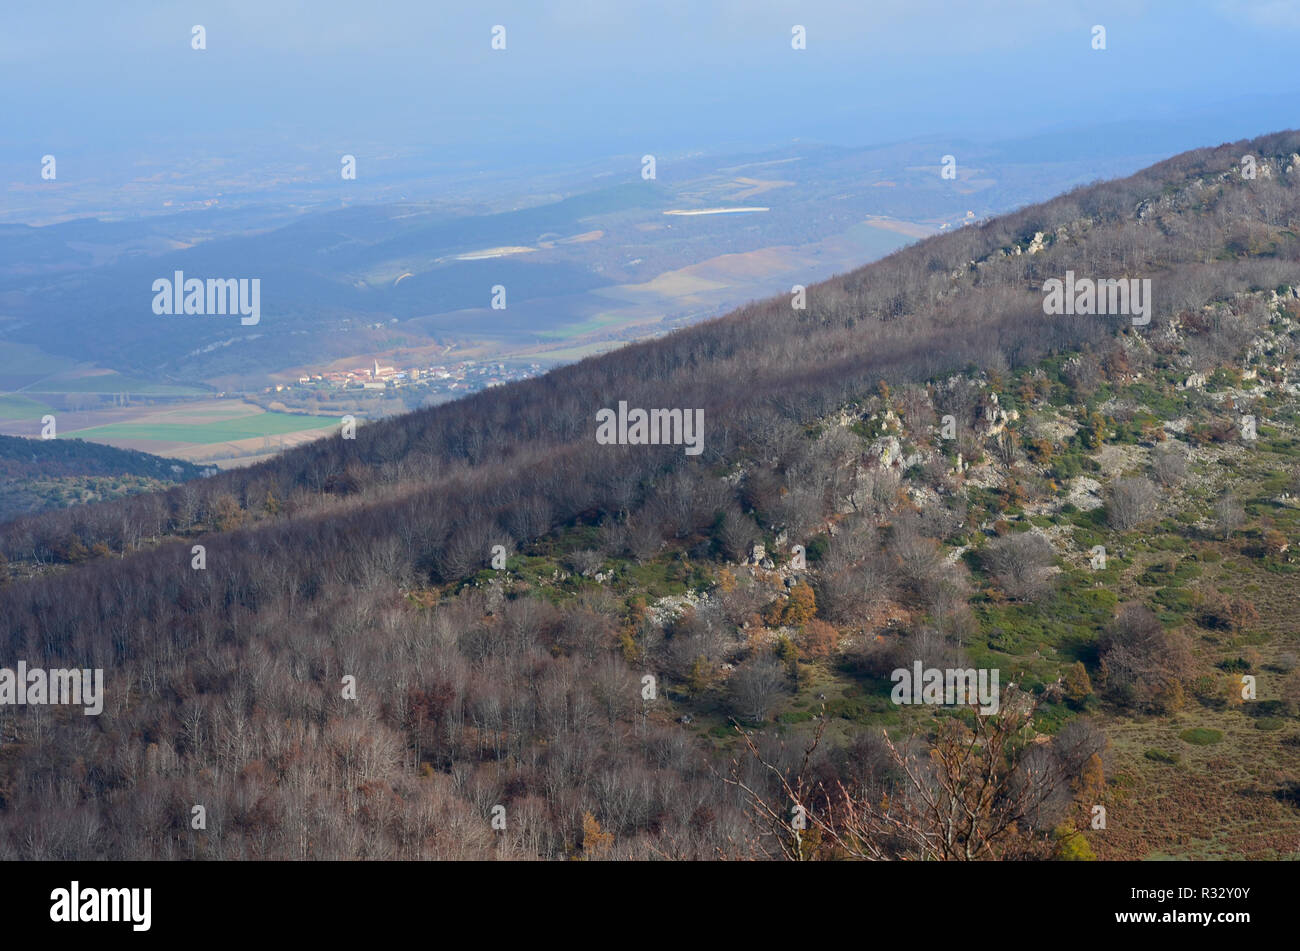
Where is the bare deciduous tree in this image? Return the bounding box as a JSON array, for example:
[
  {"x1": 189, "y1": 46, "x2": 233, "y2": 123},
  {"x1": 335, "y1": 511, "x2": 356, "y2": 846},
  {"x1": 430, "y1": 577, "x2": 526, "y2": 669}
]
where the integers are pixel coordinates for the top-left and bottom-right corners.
[
  {"x1": 727, "y1": 655, "x2": 788, "y2": 724},
  {"x1": 982, "y1": 531, "x2": 1056, "y2": 602},
  {"x1": 1213, "y1": 491, "x2": 1246, "y2": 539},
  {"x1": 1107, "y1": 476, "x2": 1159, "y2": 530},
  {"x1": 1151, "y1": 444, "x2": 1188, "y2": 486},
  {"x1": 1099, "y1": 604, "x2": 1195, "y2": 712},
  {"x1": 726, "y1": 685, "x2": 1092, "y2": 860},
  {"x1": 716, "y1": 505, "x2": 760, "y2": 563}
]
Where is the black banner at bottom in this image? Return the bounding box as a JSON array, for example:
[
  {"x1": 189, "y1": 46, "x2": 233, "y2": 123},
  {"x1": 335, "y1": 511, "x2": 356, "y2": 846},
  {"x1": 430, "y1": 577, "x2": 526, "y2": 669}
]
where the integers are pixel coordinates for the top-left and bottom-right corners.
[{"x1": 1, "y1": 860, "x2": 1282, "y2": 938}]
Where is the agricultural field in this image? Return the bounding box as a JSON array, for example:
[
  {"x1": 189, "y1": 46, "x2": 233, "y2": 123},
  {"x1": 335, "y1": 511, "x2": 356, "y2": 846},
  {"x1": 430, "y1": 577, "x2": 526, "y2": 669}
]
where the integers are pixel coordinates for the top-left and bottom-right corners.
[
  {"x1": 60, "y1": 400, "x2": 342, "y2": 468},
  {"x1": 0, "y1": 341, "x2": 205, "y2": 398}
]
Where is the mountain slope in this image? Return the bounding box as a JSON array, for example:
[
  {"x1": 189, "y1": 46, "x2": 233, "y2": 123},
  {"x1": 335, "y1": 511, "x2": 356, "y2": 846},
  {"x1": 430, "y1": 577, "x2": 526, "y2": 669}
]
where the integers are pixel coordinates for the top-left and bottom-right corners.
[
  {"x1": 0, "y1": 434, "x2": 203, "y2": 524},
  {"x1": 2, "y1": 132, "x2": 1299, "y2": 859}
]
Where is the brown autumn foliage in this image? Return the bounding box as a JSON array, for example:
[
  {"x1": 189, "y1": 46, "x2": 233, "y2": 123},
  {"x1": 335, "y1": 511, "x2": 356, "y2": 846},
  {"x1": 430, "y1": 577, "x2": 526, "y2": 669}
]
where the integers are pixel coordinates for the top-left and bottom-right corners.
[{"x1": 1, "y1": 132, "x2": 1299, "y2": 857}]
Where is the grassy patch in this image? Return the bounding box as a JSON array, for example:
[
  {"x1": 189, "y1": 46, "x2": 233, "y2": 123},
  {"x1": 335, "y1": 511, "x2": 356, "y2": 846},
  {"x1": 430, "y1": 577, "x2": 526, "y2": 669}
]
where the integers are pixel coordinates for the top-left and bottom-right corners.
[
  {"x1": 67, "y1": 411, "x2": 336, "y2": 443},
  {"x1": 1144, "y1": 748, "x2": 1181, "y2": 765},
  {"x1": 0, "y1": 394, "x2": 55, "y2": 420}
]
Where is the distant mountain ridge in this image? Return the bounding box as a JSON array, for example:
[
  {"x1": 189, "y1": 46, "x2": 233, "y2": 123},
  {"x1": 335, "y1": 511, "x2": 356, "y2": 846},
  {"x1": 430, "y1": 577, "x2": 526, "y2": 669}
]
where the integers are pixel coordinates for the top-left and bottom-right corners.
[
  {"x1": 0, "y1": 434, "x2": 203, "y2": 522},
  {"x1": 0, "y1": 138, "x2": 1159, "y2": 387}
]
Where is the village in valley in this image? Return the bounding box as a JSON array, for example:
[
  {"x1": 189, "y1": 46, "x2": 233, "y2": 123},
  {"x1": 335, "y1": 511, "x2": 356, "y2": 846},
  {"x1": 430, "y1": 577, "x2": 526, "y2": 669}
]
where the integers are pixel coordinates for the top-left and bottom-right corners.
[{"x1": 267, "y1": 357, "x2": 545, "y2": 399}]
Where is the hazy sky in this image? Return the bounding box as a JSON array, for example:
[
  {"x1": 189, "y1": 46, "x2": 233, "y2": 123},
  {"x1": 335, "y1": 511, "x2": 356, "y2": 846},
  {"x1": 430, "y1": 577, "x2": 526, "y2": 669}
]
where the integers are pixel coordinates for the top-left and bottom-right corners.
[{"x1": 4, "y1": 1, "x2": 1300, "y2": 187}]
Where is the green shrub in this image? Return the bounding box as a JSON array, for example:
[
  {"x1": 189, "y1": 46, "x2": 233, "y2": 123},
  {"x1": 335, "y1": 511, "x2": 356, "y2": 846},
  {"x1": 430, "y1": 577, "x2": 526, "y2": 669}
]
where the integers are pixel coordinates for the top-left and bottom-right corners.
[
  {"x1": 1153, "y1": 587, "x2": 1194, "y2": 615},
  {"x1": 804, "y1": 535, "x2": 829, "y2": 563},
  {"x1": 1054, "y1": 825, "x2": 1096, "y2": 861},
  {"x1": 1144, "y1": 748, "x2": 1180, "y2": 765}
]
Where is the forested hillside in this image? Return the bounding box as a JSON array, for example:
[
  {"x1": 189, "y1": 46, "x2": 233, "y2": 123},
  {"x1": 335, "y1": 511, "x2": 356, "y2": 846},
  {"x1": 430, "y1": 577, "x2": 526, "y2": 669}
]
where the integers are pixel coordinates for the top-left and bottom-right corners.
[
  {"x1": 2, "y1": 132, "x2": 1300, "y2": 859},
  {"x1": 0, "y1": 435, "x2": 203, "y2": 525}
]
